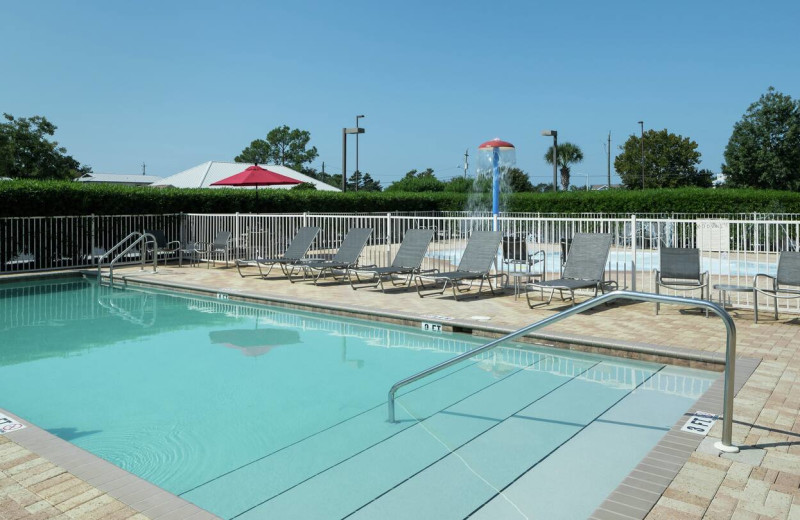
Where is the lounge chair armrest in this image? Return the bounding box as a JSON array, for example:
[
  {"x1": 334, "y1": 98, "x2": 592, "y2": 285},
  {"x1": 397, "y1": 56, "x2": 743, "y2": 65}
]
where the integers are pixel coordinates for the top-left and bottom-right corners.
[
  {"x1": 529, "y1": 250, "x2": 546, "y2": 263},
  {"x1": 753, "y1": 273, "x2": 776, "y2": 289}
]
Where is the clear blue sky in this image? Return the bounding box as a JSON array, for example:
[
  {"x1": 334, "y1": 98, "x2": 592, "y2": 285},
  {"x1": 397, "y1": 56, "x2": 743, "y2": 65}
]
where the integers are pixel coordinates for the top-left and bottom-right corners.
[{"x1": 3, "y1": 1, "x2": 799, "y2": 187}]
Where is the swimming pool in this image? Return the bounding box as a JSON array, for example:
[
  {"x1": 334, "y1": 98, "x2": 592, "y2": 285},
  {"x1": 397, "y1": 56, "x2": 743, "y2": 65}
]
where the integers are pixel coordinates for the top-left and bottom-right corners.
[{"x1": 0, "y1": 278, "x2": 718, "y2": 519}]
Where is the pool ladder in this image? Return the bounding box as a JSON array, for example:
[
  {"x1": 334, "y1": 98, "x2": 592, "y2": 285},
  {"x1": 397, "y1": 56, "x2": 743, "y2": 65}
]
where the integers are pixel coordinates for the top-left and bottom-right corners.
[
  {"x1": 387, "y1": 290, "x2": 739, "y2": 453},
  {"x1": 96, "y1": 232, "x2": 158, "y2": 287}
]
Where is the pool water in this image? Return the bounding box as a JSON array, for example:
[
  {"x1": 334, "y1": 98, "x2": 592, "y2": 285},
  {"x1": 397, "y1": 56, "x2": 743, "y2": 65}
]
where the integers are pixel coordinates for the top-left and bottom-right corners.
[{"x1": 0, "y1": 278, "x2": 717, "y2": 519}]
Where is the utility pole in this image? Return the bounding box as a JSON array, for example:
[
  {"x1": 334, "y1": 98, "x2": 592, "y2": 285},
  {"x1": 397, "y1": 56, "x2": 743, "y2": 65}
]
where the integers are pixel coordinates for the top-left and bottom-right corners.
[
  {"x1": 341, "y1": 128, "x2": 347, "y2": 192},
  {"x1": 463, "y1": 149, "x2": 469, "y2": 177},
  {"x1": 638, "y1": 121, "x2": 645, "y2": 189},
  {"x1": 607, "y1": 131, "x2": 611, "y2": 189}
]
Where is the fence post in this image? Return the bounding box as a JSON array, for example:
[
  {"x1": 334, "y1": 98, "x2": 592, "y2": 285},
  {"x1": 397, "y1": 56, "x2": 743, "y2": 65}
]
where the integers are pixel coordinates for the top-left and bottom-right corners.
[
  {"x1": 90, "y1": 214, "x2": 96, "y2": 260},
  {"x1": 303, "y1": 212, "x2": 308, "y2": 227},
  {"x1": 386, "y1": 212, "x2": 392, "y2": 266},
  {"x1": 235, "y1": 212, "x2": 240, "y2": 253},
  {"x1": 631, "y1": 214, "x2": 637, "y2": 291}
]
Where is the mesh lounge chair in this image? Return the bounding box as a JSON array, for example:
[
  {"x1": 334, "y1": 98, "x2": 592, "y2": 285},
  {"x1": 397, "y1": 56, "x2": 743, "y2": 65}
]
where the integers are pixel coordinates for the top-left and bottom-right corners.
[
  {"x1": 654, "y1": 247, "x2": 708, "y2": 315},
  {"x1": 415, "y1": 230, "x2": 505, "y2": 301},
  {"x1": 197, "y1": 231, "x2": 233, "y2": 268},
  {"x1": 525, "y1": 233, "x2": 613, "y2": 307},
  {"x1": 288, "y1": 228, "x2": 372, "y2": 284},
  {"x1": 144, "y1": 230, "x2": 180, "y2": 266},
  {"x1": 753, "y1": 251, "x2": 800, "y2": 322},
  {"x1": 236, "y1": 226, "x2": 320, "y2": 278},
  {"x1": 348, "y1": 229, "x2": 435, "y2": 291}
]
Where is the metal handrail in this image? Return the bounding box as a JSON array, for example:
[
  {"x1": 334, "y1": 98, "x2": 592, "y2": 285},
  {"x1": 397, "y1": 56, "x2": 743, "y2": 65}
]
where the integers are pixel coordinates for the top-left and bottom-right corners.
[
  {"x1": 98, "y1": 232, "x2": 157, "y2": 286},
  {"x1": 387, "y1": 290, "x2": 739, "y2": 453}
]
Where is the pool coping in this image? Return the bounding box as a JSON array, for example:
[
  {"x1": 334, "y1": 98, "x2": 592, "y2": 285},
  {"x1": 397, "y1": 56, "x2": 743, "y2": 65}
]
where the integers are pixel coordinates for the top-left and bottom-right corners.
[
  {"x1": 0, "y1": 407, "x2": 221, "y2": 520},
  {"x1": 1, "y1": 270, "x2": 762, "y2": 519}
]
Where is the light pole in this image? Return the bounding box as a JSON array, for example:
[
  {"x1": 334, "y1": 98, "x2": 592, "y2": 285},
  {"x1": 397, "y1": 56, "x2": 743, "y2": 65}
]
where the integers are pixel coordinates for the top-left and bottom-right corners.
[
  {"x1": 355, "y1": 115, "x2": 364, "y2": 191},
  {"x1": 638, "y1": 121, "x2": 644, "y2": 189},
  {"x1": 341, "y1": 125, "x2": 365, "y2": 192},
  {"x1": 541, "y1": 130, "x2": 558, "y2": 192}
]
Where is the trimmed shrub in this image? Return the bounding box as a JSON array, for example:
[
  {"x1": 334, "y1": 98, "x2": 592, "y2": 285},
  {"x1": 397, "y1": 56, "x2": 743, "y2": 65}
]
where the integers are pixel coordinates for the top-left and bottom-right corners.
[{"x1": 1, "y1": 180, "x2": 798, "y2": 217}]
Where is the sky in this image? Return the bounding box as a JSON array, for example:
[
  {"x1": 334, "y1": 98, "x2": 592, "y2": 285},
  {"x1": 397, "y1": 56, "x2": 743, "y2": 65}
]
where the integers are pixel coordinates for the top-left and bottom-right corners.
[{"x1": 3, "y1": 1, "x2": 799, "y2": 188}]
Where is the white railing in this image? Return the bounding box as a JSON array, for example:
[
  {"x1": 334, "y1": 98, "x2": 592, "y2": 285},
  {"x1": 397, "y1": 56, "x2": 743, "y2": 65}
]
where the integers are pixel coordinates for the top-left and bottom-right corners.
[{"x1": 3, "y1": 211, "x2": 800, "y2": 314}]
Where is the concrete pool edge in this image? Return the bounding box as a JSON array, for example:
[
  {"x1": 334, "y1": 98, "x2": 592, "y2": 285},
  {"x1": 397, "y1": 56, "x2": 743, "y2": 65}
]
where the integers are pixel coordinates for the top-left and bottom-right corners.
[{"x1": 107, "y1": 270, "x2": 729, "y2": 371}]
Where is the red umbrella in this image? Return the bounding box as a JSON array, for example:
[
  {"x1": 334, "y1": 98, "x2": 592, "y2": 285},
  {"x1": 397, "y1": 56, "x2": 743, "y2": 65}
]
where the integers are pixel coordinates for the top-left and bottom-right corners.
[{"x1": 210, "y1": 164, "x2": 302, "y2": 190}]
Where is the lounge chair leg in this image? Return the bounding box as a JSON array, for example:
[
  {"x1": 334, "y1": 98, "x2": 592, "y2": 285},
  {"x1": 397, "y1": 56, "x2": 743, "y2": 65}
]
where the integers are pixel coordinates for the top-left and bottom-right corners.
[
  {"x1": 774, "y1": 295, "x2": 779, "y2": 320},
  {"x1": 754, "y1": 294, "x2": 759, "y2": 323},
  {"x1": 655, "y1": 284, "x2": 660, "y2": 315}
]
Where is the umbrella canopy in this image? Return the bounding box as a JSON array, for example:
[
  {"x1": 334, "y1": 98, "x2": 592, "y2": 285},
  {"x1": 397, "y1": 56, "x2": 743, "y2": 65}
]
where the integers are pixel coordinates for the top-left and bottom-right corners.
[
  {"x1": 209, "y1": 329, "x2": 302, "y2": 357},
  {"x1": 210, "y1": 164, "x2": 302, "y2": 187}
]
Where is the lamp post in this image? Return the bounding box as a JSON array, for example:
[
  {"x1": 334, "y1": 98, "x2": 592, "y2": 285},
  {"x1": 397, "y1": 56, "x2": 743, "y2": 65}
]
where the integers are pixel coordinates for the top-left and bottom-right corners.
[
  {"x1": 341, "y1": 125, "x2": 366, "y2": 192},
  {"x1": 541, "y1": 130, "x2": 558, "y2": 192},
  {"x1": 638, "y1": 121, "x2": 644, "y2": 189},
  {"x1": 355, "y1": 115, "x2": 365, "y2": 191}
]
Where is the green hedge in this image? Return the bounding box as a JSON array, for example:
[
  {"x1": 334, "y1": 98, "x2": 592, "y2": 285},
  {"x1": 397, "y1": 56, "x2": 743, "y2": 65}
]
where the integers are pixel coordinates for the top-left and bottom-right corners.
[{"x1": 0, "y1": 180, "x2": 797, "y2": 217}]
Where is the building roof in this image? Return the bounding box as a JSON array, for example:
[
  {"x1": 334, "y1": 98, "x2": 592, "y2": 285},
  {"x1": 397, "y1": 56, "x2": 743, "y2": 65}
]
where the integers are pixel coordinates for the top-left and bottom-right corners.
[
  {"x1": 77, "y1": 173, "x2": 162, "y2": 185},
  {"x1": 151, "y1": 161, "x2": 340, "y2": 191}
]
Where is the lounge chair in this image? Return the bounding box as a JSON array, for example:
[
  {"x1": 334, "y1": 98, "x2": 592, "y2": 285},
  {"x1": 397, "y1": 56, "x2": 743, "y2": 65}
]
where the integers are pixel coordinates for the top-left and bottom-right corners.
[
  {"x1": 348, "y1": 229, "x2": 435, "y2": 291},
  {"x1": 753, "y1": 251, "x2": 800, "y2": 322},
  {"x1": 144, "y1": 230, "x2": 180, "y2": 265},
  {"x1": 654, "y1": 247, "x2": 708, "y2": 315},
  {"x1": 525, "y1": 233, "x2": 613, "y2": 307},
  {"x1": 287, "y1": 228, "x2": 372, "y2": 284},
  {"x1": 235, "y1": 226, "x2": 320, "y2": 278},
  {"x1": 197, "y1": 231, "x2": 233, "y2": 268},
  {"x1": 415, "y1": 230, "x2": 505, "y2": 301},
  {"x1": 503, "y1": 234, "x2": 545, "y2": 276}
]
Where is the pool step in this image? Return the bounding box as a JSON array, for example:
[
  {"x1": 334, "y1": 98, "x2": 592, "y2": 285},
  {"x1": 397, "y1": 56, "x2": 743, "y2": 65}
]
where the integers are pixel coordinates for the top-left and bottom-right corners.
[
  {"x1": 236, "y1": 360, "x2": 651, "y2": 520},
  {"x1": 184, "y1": 355, "x2": 596, "y2": 518}
]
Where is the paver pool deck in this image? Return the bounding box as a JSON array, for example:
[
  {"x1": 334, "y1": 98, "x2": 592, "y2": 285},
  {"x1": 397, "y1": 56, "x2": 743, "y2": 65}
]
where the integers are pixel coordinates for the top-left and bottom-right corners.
[{"x1": 1, "y1": 264, "x2": 798, "y2": 519}]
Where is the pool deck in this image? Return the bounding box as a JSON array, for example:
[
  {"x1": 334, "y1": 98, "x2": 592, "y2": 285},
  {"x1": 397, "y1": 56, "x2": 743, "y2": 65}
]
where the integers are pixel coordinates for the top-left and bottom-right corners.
[{"x1": 1, "y1": 264, "x2": 799, "y2": 519}]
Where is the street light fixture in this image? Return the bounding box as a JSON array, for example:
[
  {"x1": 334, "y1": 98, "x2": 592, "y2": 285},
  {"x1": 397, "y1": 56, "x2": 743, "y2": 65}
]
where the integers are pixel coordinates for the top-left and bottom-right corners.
[
  {"x1": 341, "y1": 124, "x2": 365, "y2": 192},
  {"x1": 355, "y1": 115, "x2": 365, "y2": 191},
  {"x1": 541, "y1": 130, "x2": 558, "y2": 192},
  {"x1": 638, "y1": 121, "x2": 644, "y2": 189}
]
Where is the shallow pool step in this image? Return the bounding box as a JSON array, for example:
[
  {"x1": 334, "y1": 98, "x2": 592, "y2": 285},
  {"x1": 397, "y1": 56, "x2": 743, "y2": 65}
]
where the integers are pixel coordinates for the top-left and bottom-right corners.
[
  {"x1": 183, "y1": 354, "x2": 587, "y2": 518},
  {"x1": 345, "y1": 363, "x2": 660, "y2": 520},
  {"x1": 470, "y1": 365, "x2": 709, "y2": 520},
  {"x1": 235, "y1": 359, "x2": 636, "y2": 520}
]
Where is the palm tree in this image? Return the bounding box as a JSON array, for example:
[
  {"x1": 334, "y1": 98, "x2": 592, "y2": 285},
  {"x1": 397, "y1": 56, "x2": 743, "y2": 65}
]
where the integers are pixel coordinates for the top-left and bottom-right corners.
[{"x1": 543, "y1": 142, "x2": 584, "y2": 191}]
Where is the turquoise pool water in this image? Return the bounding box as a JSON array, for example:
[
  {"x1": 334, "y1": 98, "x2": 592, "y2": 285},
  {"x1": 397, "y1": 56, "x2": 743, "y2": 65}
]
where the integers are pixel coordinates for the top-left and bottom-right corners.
[{"x1": 0, "y1": 278, "x2": 718, "y2": 519}]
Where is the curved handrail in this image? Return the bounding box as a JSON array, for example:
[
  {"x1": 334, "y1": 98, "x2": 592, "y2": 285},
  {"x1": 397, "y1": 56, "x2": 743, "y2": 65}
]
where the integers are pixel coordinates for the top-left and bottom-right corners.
[
  {"x1": 387, "y1": 290, "x2": 739, "y2": 453},
  {"x1": 98, "y1": 232, "x2": 158, "y2": 286}
]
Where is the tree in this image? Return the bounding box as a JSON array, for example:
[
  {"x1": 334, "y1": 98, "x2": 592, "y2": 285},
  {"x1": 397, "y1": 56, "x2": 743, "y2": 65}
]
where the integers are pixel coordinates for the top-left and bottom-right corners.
[
  {"x1": 722, "y1": 87, "x2": 800, "y2": 190},
  {"x1": 346, "y1": 171, "x2": 382, "y2": 191},
  {"x1": 614, "y1": 129, "x2": 706, "y2": 189},
  {"x1": 505, "y1": 167, "x2": 533, "y2": 192},
  {"x1": 543, "y1": 142, "x2": 583, "y2": 191},
  {"x1": 385, "y1": 169, "x2": 445, "y2": 191},
  {"x1": 444, "y1": 177, "x2": 474, "y2": 193},
  {"x1": 0, "y1": 113, "x2": 91, "y2": 179},
  {"x1": 531, "y1": 183, "x2": 556, "y2": 193},
  {"x1": 235, "y1": 125, "x2": 318, "y2": 170},
  {"x1": 301, "y1": 166, "x2": 340, "y2": 189}
]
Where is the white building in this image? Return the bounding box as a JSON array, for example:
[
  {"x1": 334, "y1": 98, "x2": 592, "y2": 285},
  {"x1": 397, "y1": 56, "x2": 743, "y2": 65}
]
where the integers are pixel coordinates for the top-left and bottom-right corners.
[
  {"x1": 151, "y1": 161, "x2": 340, "y2": 191},
  {"x1": 77, "y1": 173, "x2": 162, "y2": 186}
]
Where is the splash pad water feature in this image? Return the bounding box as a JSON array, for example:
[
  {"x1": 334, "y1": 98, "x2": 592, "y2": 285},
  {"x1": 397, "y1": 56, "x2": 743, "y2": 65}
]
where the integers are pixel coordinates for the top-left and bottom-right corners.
[{"x1": 475, "y1": 138, "x2": 516, "y2": 229}]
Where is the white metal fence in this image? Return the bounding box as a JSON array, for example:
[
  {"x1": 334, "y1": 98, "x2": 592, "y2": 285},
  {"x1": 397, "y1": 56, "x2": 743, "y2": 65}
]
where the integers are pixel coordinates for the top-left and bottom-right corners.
[{"x1": 3, "y1": 212, "x2": 799, "y2": 313}]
